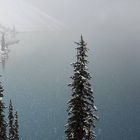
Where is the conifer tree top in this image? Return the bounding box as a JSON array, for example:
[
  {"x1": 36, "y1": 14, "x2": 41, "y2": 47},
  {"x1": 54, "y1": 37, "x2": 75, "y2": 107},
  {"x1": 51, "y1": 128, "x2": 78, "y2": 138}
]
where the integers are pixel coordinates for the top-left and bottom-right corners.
[{"x1": 65, "y1": 36, "x2": 97, "y2": 140}]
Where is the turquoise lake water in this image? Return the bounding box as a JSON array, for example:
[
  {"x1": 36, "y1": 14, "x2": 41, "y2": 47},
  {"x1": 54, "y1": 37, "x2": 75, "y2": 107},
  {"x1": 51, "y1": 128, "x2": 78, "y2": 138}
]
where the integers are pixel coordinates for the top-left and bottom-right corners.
[{"x1": 0, "y1": 31, "x2": 140, "y2": 140}]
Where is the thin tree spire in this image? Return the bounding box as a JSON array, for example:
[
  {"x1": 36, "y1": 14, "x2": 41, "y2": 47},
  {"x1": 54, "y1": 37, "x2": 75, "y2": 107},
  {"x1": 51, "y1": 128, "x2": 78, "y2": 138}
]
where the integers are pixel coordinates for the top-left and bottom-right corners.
[
  {"x1": 14, "y1": 111, "x2": 19, "y2": 140},
  {"x1": 0, "y1": 82, "x2": 7, "y2": 140},
  {"x1": 8, "y1": 100, "x2": 14, "y2": 140},
  {"x1": 65, "y1": 36, "x2": 97, "y2": 140}
]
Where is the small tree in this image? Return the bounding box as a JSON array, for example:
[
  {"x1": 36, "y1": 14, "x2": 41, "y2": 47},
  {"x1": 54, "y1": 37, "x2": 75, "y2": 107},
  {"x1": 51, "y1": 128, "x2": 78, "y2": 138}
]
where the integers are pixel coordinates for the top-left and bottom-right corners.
[
  {"x1": 8, "y1": 100, "x2": 14, "y2": 140},
  {"x1": 14, "y1": 111, "x2": 19, "y2": 140},
  {"x1": 1, "y1": 33, "x2": 6, "y2": 51},
  {"x1": 65, "y1": 36, "x2": 97, "y2": 140},
  {"x1": 0, "y1": 82, "x2": 7, "y2": 140}
]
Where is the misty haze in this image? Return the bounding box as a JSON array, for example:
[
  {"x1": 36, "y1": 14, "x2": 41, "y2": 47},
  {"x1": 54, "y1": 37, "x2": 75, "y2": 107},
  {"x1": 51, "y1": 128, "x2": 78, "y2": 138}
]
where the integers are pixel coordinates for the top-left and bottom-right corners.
[{"x1": 0, "y1": 0, "x2": 140, "y2": 140}]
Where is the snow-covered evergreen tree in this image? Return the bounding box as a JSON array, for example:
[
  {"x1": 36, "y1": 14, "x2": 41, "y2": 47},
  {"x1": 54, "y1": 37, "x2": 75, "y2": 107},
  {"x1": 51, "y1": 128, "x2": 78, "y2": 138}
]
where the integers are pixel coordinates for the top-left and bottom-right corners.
[
  {"x1": 0, "y1": 82, "x2": 7, "y2": 140},
  {"x1": 65, "y1": 36, "x2": 97, "y2": 140},
  {"x1": 8, "y1": 100, "x2": 14, "y2": 140},
  {"x1": 14, "y1": 111, "x2": 19, "y2": 140}
]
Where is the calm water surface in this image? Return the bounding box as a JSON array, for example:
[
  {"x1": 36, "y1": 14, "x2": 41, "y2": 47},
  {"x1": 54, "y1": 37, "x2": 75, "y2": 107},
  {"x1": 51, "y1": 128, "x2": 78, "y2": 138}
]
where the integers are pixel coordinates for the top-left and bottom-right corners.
[{"x1": 0, "y1": 31, "x2": 140, "y2": 140}]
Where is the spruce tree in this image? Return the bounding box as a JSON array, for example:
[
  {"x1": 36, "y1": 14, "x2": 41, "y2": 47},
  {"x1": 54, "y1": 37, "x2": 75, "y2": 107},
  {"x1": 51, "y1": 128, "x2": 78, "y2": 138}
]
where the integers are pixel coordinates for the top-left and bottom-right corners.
[
  {"x1": 14, "y1": 111, "x2": 19, "y2": 140},
  {"x1": 65, "y1": 36, "x2": 97, "y2": 140},
  {"x1": 8, "y1": 100, "x2": 14, "y2": 140},
  {"x1": 0, "y1": 82, "x2": 7, "y2": 140}
]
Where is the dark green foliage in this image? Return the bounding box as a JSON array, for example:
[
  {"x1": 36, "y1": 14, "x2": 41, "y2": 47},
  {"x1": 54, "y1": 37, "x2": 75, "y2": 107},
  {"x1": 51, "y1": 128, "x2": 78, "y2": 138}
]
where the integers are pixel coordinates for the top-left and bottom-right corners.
[
  {"x1": 14, "y1": 111, "x2": 19, "y2": 140},
  {"x1": 65, "y1": 36, "x2": 97, "y2": 140},
  {"x1": 0, "y1": 82, "x2": 7, "y2": 140},
  {"x1": 8, "y1": 100, "x2": 14, "y2": 140},
  {"x1": 0, "y1": 80, "x2": 20, "y2": 140}
]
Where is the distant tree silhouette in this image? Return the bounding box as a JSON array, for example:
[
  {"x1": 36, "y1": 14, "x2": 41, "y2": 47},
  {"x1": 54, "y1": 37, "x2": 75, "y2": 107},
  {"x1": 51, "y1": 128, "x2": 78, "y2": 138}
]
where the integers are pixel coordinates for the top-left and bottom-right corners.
[
  {"x1": 8, "y1": 100, "x2": 14, "y2": 140},
  {"x1": 0, "y1": 82, "x2": 7, "y2": 140},
  {"x1": 65, "y1": 36, "x2": 97, "y2": 140},
  {"x1": 14, "y1": 111, "x2": 19, "y2": 140},
  {"x1": 1, "y1": 33, "x2": 6, "y2": 51}
]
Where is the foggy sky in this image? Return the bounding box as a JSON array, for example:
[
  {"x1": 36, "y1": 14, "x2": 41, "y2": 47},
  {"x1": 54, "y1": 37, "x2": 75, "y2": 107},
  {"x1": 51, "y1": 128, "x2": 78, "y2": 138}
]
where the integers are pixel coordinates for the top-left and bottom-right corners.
[
  {"x1": 0, "y1": 0, "x2": 139, "y2": 33},
  {"x1": 27, "y1": 0, "x2": 140, "y2": 32}
]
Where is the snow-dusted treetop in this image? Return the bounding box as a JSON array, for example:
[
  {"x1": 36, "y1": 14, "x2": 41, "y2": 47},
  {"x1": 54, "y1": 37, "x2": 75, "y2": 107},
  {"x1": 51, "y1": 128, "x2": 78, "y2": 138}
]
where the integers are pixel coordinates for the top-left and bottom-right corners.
[{"x1": 0, "y1": 0, "x2": 67, "y2": 32}]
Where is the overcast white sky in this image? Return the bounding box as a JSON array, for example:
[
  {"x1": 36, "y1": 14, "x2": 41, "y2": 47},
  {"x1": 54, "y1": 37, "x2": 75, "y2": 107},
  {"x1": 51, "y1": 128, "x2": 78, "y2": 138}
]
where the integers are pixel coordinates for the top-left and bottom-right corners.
[
  {"x1": 0, "y1": 0, "x2": 140, "y2": 32},
  {"x1": 27, "y1": 0, "x2": 140, "y2": 32}
]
